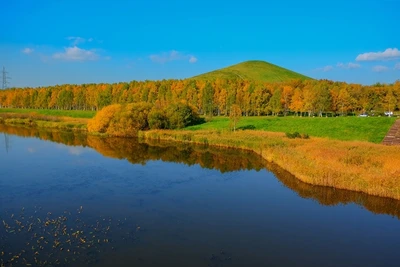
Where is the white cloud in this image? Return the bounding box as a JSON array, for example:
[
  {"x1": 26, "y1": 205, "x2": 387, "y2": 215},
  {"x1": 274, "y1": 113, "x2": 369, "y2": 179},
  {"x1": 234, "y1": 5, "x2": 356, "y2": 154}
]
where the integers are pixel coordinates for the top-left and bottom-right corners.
[
  {"x1": 315, "y1": 65, "x2": 333, "y2": 72},
  {"x1": 395, "y1": 63, "x2": 400, "y2": 70},
  {"x1": 69, "y1": 147, "x2": 84, "y2": 156},
  {"x1": 22, "y1": 48, "x2": 34, "y2": 54},
  {"x1": 356, "y1": 48, "x2": 400, "y2": 61},
  {"x1": 53, "y1": 46, "x2": 99, "y2": 61},
  {"x1": 67, "y1": 36, "x2": 87, "y2": 45},
  {"x1": 189, "y1": 56, "x2": 198, "y2": 63},
  {"x1": 149, "y1": 50, "x2": 198, "y2": 64},
  {"x1": 337, "y1": 62, "x2": 360, "y2": 69},
  {"x1": 372, "y1": 65, "x2": 389, "y2": 72}
]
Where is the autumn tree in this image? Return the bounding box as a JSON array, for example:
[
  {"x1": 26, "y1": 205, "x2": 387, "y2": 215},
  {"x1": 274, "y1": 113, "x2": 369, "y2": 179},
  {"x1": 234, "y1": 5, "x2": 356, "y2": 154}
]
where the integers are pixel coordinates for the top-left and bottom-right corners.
[
  {"x1": 289, "y1": 88, "x2": 303, "y2": 116},
  {"x1": 229, "y1": 104, "x2": 242, "y2": 132},
  {"x1": 202, "y1": 82, "x2": 214, "y2": 117},
  {"x1": 281, "y1": 85, "x2": 293, "y2": 116},
  {"x1": 383, "y1": 89, "x2": 397, "y2": 115},
  {"x1": 337, "y1": 87, "x2": 354, "y2": 115},
  {"x1": 269, "y1": 88, "x2": 282, "y2": 116},
  {"x1": 314, "y1": 84, "x2": 331, "y2": 117}
]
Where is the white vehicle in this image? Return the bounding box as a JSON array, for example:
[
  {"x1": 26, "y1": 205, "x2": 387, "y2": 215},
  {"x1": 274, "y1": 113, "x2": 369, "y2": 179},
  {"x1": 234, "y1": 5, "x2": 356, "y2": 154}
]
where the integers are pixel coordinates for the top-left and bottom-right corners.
[{"x1": 359, "y1": 114, "x2": 368, "y2": 117}]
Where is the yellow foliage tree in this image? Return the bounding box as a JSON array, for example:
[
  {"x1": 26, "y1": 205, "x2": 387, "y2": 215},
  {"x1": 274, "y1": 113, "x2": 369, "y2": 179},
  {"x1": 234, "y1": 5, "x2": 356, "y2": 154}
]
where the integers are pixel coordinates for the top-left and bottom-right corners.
[{"x1": 229, "y1": 104, "x2": 242, "y2": 132}]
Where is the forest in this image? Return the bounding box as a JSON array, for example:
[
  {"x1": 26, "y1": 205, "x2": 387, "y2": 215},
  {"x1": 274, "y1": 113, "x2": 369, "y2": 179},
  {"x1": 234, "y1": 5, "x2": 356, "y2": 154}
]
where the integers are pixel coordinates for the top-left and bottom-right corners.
[{"x1": 0, "y1": 78, "x2": 399, "y2": 117}]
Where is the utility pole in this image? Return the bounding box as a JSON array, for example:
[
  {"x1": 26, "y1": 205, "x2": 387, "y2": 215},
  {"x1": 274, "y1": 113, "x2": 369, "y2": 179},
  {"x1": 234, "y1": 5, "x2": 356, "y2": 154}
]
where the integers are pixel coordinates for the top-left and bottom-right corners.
[{"x1": 2, "y1": 66, "x2": 11, "y2": 89}]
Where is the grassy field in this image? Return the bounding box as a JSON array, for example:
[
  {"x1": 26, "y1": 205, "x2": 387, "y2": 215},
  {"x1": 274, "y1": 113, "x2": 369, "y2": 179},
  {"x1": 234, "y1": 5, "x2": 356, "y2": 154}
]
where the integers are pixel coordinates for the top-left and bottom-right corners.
[
  {"x1": 186, "y1": 116, "x2": 397, "y2": 143},
  {"x1": 191, "y1": 60, "x2": 310, "y2": 82},
  {"x1": 0, "y1": 108, "x2": 96, "y2": 118}
]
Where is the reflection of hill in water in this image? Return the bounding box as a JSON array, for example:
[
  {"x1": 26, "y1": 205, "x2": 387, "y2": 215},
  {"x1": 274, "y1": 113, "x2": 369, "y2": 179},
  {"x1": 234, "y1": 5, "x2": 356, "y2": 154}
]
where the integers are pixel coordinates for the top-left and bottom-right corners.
[{"x1": 2, "y1": 124, "x2": 400, "y2": 220}]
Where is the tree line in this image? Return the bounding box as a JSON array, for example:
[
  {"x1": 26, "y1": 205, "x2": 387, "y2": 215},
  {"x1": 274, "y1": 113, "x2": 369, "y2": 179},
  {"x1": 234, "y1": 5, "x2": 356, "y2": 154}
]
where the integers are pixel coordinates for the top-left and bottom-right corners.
[{"x1": 1, "y1": 78, "x2": 399, "y2": 116}]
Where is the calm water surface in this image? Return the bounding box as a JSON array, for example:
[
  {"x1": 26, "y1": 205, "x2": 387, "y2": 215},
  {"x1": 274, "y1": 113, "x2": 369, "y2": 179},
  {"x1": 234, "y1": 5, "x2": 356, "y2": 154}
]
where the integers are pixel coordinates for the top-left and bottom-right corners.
[{"x1": 1, "y1": 125, "x2": 400, "y2": 267}]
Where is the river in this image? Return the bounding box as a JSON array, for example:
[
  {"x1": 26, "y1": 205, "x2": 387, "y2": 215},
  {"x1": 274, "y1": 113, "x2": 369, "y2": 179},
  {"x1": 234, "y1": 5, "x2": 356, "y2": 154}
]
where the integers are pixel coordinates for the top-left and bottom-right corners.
[{"x1": 1, "y1": 125, "x2": 400, "y2": 267}]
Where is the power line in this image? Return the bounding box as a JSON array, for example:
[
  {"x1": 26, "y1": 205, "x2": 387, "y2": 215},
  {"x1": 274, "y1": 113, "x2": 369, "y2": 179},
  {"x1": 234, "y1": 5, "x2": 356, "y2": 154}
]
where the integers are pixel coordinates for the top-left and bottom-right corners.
[{"x1": 2, "y1": 66, "x2": 11, "y2": 89}]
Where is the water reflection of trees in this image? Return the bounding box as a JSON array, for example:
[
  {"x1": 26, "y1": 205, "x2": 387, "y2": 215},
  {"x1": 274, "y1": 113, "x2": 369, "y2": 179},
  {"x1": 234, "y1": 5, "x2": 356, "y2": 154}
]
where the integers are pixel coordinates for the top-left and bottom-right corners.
[
  {"x1": 87, "y1": 136, "x2": 265, "y2": 172},
  {"x1": 2, "y1": 124, "x2": 400, "y2": 219}
]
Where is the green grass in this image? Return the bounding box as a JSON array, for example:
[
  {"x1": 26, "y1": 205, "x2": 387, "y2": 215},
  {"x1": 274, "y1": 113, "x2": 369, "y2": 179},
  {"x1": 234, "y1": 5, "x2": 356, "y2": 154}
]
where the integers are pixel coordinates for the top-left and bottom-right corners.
[
  {"x1": 0, "y1": 108, "x2": 96, "y2": 118},
  {"x1": 186, "y1": 116, "x2": 397, "y2": 143},
  {"x1": 191, "y1": 60, "x2": 311, "y2": 82}
]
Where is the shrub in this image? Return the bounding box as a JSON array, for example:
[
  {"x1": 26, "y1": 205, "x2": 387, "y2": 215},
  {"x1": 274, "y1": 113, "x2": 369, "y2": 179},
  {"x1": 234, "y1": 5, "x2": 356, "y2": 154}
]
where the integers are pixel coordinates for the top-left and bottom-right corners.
[
  {"x1": 237, "y1": 125, "x2": 256, "y2": 130},
  {"x1": 165, "y1": 103, "x2": 199, "y2": 129},
  {"x1": 285, "y1": 132, "x2": 300, "y2": 139},
  {"x1": 285, "y1": 132, "x2": 309, "y2": 139},
  {"x1": 87, "y1": 104, "x2": 121, "y2": 133},
  {"x1": 148, "y1": 108, "x2": 168, "y2": 129},
  {"x1": 88, "y1": 102, "x2": 152, "y2": 136},
  {"x1": 301, "y1": 133, "x2": 310, "y2": 139}
]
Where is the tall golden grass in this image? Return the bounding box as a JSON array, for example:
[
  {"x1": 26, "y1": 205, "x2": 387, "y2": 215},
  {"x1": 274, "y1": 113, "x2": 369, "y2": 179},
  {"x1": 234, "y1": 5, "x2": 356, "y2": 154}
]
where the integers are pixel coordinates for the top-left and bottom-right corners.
[{"x1": 140, "y1": 129, "x2": 400, "y2": 200}]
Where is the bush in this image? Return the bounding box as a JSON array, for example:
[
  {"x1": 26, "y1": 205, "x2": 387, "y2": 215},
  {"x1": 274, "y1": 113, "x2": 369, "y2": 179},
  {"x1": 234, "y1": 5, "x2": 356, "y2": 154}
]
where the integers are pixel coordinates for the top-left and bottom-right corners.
[
  {"x1": 237, "y1": 125, "x2": 256, "y2": 130},
  {"x1": 148, "y1": 108, "x2": 168, "y2": 129},
  {"x1": 301, "y1": 133, "x2": 310, "y2": 139},
  {"x1": 165, "y1": 103, "x2": 199, "y2": 129},
  {"x1": 285, "y1": 132, "x2": 309, "y2": 139},
  {"x1": 88, "y1": 102, "x2": 152, "y2": 136},
  {"x1": 87, "y1": 104, "x2": 121, "y2": 133},
  {"x1": 285, "y1": 132, "x2": 300, "y2": 139}
]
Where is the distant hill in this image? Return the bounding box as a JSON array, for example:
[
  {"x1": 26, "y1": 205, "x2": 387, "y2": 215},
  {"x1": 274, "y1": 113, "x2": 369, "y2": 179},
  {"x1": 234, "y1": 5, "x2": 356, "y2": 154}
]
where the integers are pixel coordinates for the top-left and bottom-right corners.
[{"x1": 191, "y1": 60, "x2": 311, "y2": 82}]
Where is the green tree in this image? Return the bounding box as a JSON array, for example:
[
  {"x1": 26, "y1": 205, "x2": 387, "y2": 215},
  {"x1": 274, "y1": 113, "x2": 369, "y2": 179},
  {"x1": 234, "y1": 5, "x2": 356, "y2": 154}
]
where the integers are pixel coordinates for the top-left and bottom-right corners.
[{"x1": 202, "y1": 82, "x2": 214, "y2": 117}]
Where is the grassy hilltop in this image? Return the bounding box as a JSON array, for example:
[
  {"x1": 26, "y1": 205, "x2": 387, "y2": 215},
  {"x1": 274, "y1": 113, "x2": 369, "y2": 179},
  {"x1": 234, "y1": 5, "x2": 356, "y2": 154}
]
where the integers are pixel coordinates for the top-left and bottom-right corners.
[{"x1": 191, "y1": 60, "x2": 311, "y2": 82}]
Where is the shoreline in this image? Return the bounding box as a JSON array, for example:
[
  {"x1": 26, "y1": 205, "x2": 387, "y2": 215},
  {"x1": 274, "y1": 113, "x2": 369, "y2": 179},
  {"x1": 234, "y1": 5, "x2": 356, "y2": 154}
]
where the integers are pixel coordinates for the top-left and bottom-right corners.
[
  {"x1": 1, "y1": 116, "x2": 400, "y2": 200},
  {"x1": 139, "y1": 129, "x2": 400, "y2": 200}
]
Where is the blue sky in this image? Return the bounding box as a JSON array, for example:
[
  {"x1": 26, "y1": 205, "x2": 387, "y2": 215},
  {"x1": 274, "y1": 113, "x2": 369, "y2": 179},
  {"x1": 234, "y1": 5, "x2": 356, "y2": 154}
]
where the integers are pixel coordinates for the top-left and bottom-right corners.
[{"x1": 1, "y1": 0, "x2": 399, "y2": 87}]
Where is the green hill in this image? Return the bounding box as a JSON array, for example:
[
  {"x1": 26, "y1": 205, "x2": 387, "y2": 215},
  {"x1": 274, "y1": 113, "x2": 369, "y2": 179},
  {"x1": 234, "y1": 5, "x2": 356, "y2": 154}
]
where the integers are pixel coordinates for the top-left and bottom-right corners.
[{"x1": 191, "y1": 60, "x2": 311, "y2": 82}]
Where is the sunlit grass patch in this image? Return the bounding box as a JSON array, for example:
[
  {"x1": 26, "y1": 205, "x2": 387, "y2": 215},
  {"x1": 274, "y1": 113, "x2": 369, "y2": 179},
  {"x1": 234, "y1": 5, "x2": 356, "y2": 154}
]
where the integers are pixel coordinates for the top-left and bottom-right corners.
[{"x1": 185, "y1": 116, "x2": 396, "y2": 143}]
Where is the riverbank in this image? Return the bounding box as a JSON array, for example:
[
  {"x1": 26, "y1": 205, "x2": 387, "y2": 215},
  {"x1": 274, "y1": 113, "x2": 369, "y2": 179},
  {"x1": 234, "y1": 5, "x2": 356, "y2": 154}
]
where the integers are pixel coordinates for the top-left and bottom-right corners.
[
  {"x1": 0, "y1": 112, "x2": 88, "y2": 131},
  {"x1": 1, "y1": 111, "x2": 399, "y2": 200},
  {"x1": 139, "y1": 129, "x2": 400, "y2": 200}
]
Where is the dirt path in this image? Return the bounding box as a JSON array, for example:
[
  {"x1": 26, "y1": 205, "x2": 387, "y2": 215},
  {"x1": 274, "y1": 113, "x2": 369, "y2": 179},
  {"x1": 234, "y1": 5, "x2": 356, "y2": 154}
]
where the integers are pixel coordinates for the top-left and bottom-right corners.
[{"x1": 382, "y1": 119, "x2": 400, "y2": 145}]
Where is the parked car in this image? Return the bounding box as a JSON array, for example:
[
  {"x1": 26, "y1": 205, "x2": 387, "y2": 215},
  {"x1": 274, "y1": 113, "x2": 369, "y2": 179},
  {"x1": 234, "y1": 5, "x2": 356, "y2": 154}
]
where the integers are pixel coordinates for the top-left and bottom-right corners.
[{"x1": 359, "y1": 114, "x2": 368, "y2": 117}]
